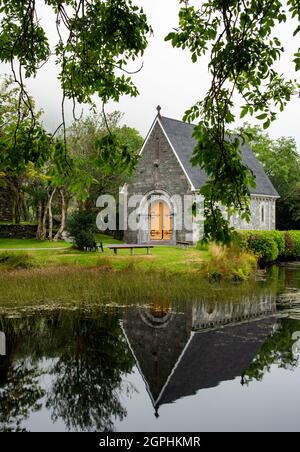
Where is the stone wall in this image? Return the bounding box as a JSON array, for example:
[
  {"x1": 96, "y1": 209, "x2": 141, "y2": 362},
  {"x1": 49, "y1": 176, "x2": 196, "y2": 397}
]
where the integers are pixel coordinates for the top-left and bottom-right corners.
[
  {"x1": 0, "y1": 224, "x2": 37, "y2": 239},
  {"x1": 124, "y1": 121, "x2": 277, "y2": 243},
  {"x1": 124, "y1": 121, "x2": 194, "y2": 244},
  {"x1": 229, "y1": 196, "x2": 277, "y2": 230},
  {"x1": 0, "y1": 185, "x2": 14, "y2": 222}
]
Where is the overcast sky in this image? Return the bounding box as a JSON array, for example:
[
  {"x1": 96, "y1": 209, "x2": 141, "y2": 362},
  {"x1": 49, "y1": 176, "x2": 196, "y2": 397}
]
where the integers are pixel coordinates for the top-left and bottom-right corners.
[{"x1": 1, "y1": 0, "x2": 299, "y2": 146}]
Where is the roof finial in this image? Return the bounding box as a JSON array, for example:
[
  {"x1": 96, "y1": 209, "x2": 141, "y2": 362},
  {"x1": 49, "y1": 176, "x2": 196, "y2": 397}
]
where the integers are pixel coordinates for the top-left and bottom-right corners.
[{"x1": 156, "y1": 105, "x2": 162, "y2": 117}]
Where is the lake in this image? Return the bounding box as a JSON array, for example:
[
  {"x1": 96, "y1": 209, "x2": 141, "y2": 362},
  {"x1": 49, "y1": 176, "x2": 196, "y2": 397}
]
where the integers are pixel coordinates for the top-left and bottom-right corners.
[{"x1": 0, "y1": 264, "x2": 300, "y2": 432}]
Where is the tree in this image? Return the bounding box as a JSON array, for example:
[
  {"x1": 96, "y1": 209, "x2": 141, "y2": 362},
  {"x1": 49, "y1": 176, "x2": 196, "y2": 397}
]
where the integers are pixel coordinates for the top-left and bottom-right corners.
[
  {"x1": 240, "y1": 124, "x2": 300, "y2": 230},
  {"x1": 67, "y1": 111, "x2": 143, "y2": 208},
  {"x1": 0, "y1": 76, "x2": 58, "y2": 225},
  {"x1": 244, "y1": 318, "x2": 300, "y2": 384},
  {"x1": 46, "y1": 312, "x2": 134, "y2": 431},
  {"x1": 0, "y1": 1, "x2": 151, "y2": 136},
  {"x1": 166, "y1": 0, "x2": 299, "y2": 242},
  {"x1": 31, "y1": 112, "x2": 142, "y2": 241},
  {"x1": 1, "y1": 1, "x2": 300, "y2": 241},
  {"x1": 0, "y1": 310, "x2": 135, "y2": 432}
]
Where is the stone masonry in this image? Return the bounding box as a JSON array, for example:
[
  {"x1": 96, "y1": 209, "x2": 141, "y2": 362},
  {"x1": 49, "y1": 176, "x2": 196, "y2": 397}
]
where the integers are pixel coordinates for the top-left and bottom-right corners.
[
  {"x1": 124, "y1": 121, "x2": 194, "y2": 244},
  {"x1": 0, "y1": 183, "x2": 14, "y2": 222},
  {"x1": 123, "y1": 114, "x2": 278, "y2": 244}
]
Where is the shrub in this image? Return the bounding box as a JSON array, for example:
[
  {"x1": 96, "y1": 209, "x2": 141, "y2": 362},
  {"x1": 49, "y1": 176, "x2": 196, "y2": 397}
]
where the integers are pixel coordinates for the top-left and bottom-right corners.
[
  {"x1": 0, "y1": 252, "x2": 36, "y2": 269},
  {"x1": 67, "y1": 211, "x2": 97, "y2": 251},
  {"x1": 237, "y1": 230, "x2": 300, "y2": 263},
  {"x1": 203, "y1": 244, "x2": 257, "y2": 282},
  {"x1": 285, "y1": 231, "x2": 300, "y2": 258},
  {"x1": 237, "y1": 231, "x2": 280, "y2": 263},
  {"x1": 196, "y1": 241, "x2": 209, "y2": 252},
  {"x1": 248, "y1": 233, "x2": 279, "y2": 263},
  {"x1": 269, "y1": 230, "x2": 285, "y2": 256},
  {"x1": 74, "y1": 230, "x2": 96, "y2": 251},
  {"x1": 284, "y1": 231, "x2": 294, "y2": 257}
]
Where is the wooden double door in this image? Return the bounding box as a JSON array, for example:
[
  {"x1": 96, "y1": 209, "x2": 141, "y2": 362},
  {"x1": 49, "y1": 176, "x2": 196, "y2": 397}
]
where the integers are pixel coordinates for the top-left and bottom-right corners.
[{"x1": 149, "y1": 201, "x2": 172, "y2": 241}]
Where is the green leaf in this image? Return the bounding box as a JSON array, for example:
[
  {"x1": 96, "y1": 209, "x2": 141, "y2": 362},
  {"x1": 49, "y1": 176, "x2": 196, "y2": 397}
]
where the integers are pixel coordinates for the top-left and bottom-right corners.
[{"x1": 256, "y1": 113, "x2": 268, "y2": 120}]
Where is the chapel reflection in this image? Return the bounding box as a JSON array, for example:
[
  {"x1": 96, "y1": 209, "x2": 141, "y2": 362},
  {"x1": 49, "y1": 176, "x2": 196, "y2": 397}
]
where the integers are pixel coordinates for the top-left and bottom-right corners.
[{"x1": 122, "y1": 294, "x2": 284, "y2": 415}]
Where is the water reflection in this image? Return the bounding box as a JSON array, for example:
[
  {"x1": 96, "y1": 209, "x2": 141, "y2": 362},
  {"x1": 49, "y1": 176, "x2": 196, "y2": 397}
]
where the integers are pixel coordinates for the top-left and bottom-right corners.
[
  {"x1": 0, "y1": 283, "x2": 300, "y2": 431},
  {"x1": 122, "y1": 296, "x2": 278, "y2": 415},
  {"x1": 0, "y1": 311, "x2": 134, "y2": 432}
]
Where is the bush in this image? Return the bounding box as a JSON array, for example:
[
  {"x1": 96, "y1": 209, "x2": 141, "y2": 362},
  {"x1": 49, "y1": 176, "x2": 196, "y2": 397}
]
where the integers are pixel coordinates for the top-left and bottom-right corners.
[
  {"x1": 285, "y1": 231, "x2": 300, "y2": 258},
  {"x1": 236, "y1": 231, "x2": 279, "y2": 263},
  {"x1": 248, "y1": 233, "x2": 279, "y2": 263},
  {"x1": 67, "y1": 211, "x2": 97, "y2": 251},
  {"x1": 0, "y1": 252, "x2": 36, "y2": 269},
  {"x1": 74, "y1": 230, "x2": 97, "y2": 251},
  {"x1": 203, "y1": 244, "x2": 257, "y2": 282},
  {"x1": 269, "y1": 230, "x2": 286, "y2": 256},
  {"x1": 237, "y1": 230, "x2": 300, "y2": 263}
]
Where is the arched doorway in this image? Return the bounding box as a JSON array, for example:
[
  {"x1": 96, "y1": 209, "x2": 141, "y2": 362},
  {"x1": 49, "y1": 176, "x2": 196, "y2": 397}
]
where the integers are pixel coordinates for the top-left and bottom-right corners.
[{"x1": 149, "y1": 200, "x2": 172, "y2": 241}]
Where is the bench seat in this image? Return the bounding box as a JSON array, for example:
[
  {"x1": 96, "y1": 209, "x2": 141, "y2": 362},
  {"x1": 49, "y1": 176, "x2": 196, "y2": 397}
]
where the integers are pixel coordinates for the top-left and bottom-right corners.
[{"x1": 108, "y1": 245, "x2": 154, "y2": 255}]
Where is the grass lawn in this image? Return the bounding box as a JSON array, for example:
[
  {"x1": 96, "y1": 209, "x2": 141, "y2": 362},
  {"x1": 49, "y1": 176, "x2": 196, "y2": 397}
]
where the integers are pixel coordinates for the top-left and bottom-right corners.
[
  {"x1": 0, "y1": 238, "x2": 72, "y2": 249},
  {"x1": 0, "y1": 236, "x2": 264, "y2": 310},
  {"x1": 0, "y1": 235, "x2": 210, "y2": 273},
  {"x1": 0, "y1": 233, "x2": 122, "y2": 249}
]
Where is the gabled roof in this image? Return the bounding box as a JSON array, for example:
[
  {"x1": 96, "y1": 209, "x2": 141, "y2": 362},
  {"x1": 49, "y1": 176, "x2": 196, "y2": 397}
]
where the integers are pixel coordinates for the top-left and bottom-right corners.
[
  {"x1": 122, "y1": 303, "x2": 278, "y2": 413},
  {"x1": 159, "y1": 116, "x2": 279, "y2": 197},
  {"x1": 158, "y1": 317, "x2": 277, "y2": 407}
]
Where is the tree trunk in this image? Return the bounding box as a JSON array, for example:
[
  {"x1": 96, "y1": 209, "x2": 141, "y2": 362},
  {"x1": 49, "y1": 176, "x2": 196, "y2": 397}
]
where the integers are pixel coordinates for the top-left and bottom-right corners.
[
  {"x1": 40, "y1": 198, "x2": 49, "y2": 241},
  {"x1": 8, "y1": 178, "x2": 21, "y2": 225},
  {"x1": 36, "y1": 200, "x2": 44, "y2": 240},
  {"x1": 53, "y1": 190, "x2": 66, "y2": 242},
  {"x1": 48, "y1": 188, "x2": 56, "y2": 241},
  {"x1": 36, "y1": 195, "x2": 50, "y2": 241},
  {"x1": 20, "y1": 192, "x2": 30, "y2": 222},
  {"x1": 14, "y1": 192, "x2": 21, "y2": 225}
]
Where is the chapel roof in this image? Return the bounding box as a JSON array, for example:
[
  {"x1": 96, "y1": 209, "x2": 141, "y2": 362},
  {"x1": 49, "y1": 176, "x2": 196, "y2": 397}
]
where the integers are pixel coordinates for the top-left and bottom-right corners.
[{"x1": 159, "y1": 116, "x2": 279, "y2": 197}]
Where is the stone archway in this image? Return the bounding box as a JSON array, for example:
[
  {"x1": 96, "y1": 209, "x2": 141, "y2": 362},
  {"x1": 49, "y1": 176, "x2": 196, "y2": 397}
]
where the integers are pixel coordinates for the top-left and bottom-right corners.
[{"x1": 138, "y1": 190, "x2": 176, "y2": 244}]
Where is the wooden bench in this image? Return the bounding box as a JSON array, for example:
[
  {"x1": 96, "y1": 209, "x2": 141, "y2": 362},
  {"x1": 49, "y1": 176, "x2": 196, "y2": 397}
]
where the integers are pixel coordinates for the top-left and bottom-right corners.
[{"x1": 108, "y1": 245, "x2": 154, "y2": 256}]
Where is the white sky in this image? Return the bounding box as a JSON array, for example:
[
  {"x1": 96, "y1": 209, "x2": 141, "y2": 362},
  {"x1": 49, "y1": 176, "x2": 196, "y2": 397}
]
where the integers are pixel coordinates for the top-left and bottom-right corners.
[{"x1": 0, "y1": 0, "x2": 299, "y2": 147}]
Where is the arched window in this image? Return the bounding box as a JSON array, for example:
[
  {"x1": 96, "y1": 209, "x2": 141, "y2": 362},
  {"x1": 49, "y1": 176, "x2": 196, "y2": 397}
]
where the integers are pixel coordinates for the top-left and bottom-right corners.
[{"x1": 261, "y1": 204, "x2": 265, "y2": 224}]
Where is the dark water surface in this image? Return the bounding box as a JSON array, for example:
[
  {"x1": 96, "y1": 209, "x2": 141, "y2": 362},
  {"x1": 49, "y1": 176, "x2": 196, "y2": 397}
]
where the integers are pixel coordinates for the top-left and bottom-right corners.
[{"x1": 0, "y1": 265, "x2": 300, "y2": 432}]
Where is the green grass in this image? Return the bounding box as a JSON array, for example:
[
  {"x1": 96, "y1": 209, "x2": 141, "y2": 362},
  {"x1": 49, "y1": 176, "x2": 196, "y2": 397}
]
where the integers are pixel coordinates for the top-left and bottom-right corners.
[
  {"x1": 0, "y1": 236, "x2": 209, "y2": 272},
  {"x1": 0, "y1": 264, "x2": 271, "y2": 310},
  {"x1": 95, "y1": 233, "x2": 123, "y2": 244},
  {"x1": 0, "y1": 237, "x2": 265, "y2": 310},
  {"x1": 2, "y1": 246, "x2": 209, "y2": 272},
  {"x1": 0, "y1": 238, "x2": 72, "y2": 249},
  {"x1": 0, "y1": 221, "x2": 37, "y2": 225},
  {"x1": 0, "y1": 233, "x2": 122, "y2": 250}
]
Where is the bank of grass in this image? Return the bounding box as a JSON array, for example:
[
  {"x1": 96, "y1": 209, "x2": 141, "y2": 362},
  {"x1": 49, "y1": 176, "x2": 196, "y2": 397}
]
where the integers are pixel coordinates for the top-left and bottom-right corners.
[
  {"x1": 0, "y1": 235, "x2": 211, "y2": 273},
  {"x1": 0, "y1": 263, "x2": 269, "y2": 311},
  {"x1": 0, "y1": 233, "x2": 259, "y2": 281},
  {"x1": 202, "y1": 243, "x2": 257, "y2": 282}
]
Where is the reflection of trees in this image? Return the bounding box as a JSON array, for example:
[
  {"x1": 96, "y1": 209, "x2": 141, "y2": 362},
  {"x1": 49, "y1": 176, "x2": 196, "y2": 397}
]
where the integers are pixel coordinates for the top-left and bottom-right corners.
[
  {"x1": 46, "y1": 313, "x2": 134, "y2": 432},
  {"x1": 0, "y1": 357, "x2": 45, "y2": 432},
  {"x1": 244, "y1": 319, "x2": 300, "y2": 383},
  {"x1": 0, "y1": 317, "x2": 48, "y2": 432},
  {"x1": 0, "y1": 311, "x2": 135, "y2": 432}
]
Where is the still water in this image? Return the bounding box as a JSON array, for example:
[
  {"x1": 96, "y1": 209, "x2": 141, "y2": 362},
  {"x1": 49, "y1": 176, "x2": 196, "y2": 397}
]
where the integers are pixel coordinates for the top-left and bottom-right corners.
[{"x1": 0, "y1": 265, "x2": 300, "y2": 432}]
